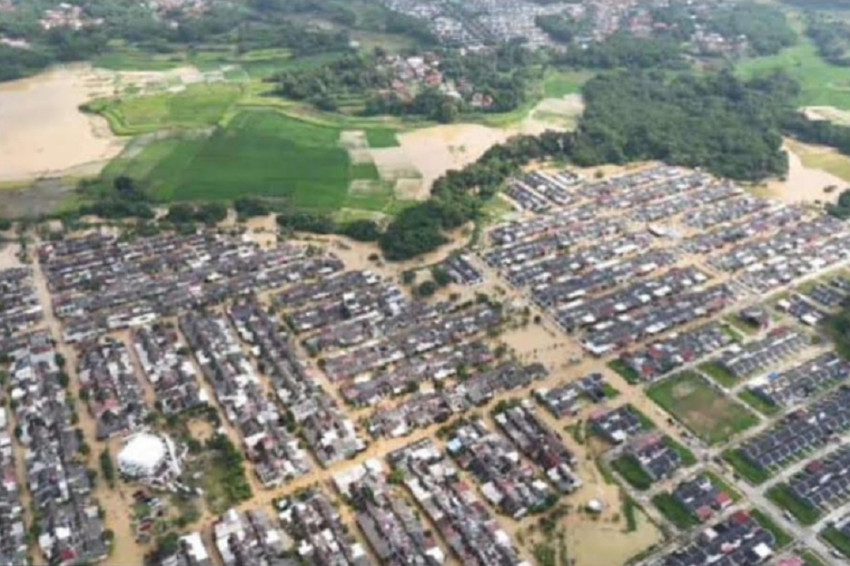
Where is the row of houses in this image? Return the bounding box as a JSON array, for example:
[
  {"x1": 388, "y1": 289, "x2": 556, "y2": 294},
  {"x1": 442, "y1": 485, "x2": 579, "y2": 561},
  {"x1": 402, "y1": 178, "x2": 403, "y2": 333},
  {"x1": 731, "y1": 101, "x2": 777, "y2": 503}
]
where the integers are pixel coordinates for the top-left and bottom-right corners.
[
  {"x1": 7, "y1": 332, "x2": 109, "y2": 565},
  {"x1": 367, "y1": 362, "x2": 547, "y2": 439},
  {"x1": 334, "y1": 460, "x2": 445, "y2": 566},
  {"x1": 77, "y1": 337, "x2": 149, "y2": 440},
  {"x1": 735, "y1": 386, "x2": 850, "y2": 475},
  {"x1": 228, "y1": 300, "x2": 365, "y2": 468},
  {"x1": 387, "y1": 439, "x2": 527, "y2": 566},
  {"x1": 40, "y1": 232, "x2": 344, "y2": 339},
  {"x1": 179, "y1": 311, "x2": 314, "y2": 487},
  {"x1": 0, "y1": 267, "x2": 42, "y2": 339}
]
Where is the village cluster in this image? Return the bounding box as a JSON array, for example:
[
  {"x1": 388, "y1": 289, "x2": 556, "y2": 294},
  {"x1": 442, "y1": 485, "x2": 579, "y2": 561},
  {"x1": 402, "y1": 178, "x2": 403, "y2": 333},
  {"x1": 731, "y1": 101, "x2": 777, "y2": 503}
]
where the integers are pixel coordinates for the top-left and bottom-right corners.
[
  {"x1": 375, "y1": 0, "x2": 750, "y2": 55},
  {"x1": 3, "y1": 160, "x2": 850, "y2": 566}
]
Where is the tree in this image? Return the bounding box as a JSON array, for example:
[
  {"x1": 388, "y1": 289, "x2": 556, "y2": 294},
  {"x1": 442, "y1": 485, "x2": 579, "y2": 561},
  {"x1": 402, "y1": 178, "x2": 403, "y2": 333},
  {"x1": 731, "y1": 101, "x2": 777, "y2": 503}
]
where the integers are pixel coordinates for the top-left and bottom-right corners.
[
  {"x1": 100, "y1": 449, "x2": 116, "y2": 488},
  {"x1": 417, "y1": 280, "x2": 438, "y2": 297},
  {"x1": 166, "y1": 203, "x2": 196, "y2": 224}
]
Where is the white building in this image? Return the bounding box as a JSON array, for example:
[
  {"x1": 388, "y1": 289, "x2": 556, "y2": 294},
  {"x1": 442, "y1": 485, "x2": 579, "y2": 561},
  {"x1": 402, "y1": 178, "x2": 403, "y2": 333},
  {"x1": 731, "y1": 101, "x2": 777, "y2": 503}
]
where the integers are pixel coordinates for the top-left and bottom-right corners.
[{"x1": 117, "y1": 432, "x2": 180, "y2": 480}]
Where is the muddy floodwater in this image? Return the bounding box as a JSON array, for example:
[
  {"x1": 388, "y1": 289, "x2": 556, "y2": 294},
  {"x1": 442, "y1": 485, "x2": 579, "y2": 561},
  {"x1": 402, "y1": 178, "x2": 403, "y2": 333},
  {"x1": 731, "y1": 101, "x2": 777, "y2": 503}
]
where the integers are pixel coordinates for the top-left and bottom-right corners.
[{"x1": 0, "y1": 65, "x2": 126, "y2": 183}]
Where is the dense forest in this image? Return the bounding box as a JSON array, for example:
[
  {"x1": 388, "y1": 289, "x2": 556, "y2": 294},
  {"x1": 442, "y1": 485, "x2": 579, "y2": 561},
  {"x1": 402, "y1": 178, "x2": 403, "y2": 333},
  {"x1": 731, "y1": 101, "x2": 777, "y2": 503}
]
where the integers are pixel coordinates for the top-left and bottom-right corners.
[
  {"x1": 806, "y1": 16, "x2": 850, "y2": 66},
  {"x1": 552, "y1": 33, "x2": 686, "y2": 70},
  {"x1": 380, "y1": 69, "x2": 806, "y2": 261},
  {"x1": 272, "y1": 42, "x2": 541, "y2": 121}
]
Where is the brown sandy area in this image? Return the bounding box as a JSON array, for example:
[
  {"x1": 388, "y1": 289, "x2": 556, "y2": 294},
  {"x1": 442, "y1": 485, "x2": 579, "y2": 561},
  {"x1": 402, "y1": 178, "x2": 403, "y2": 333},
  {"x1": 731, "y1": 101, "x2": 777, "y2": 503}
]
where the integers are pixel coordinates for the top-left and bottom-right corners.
[
  {"x1": 766, "y1": 141, "x2": 848, "y2": 204},
  {"x1": 0, "y1": 64, "x2": 202, "y2": 183}
]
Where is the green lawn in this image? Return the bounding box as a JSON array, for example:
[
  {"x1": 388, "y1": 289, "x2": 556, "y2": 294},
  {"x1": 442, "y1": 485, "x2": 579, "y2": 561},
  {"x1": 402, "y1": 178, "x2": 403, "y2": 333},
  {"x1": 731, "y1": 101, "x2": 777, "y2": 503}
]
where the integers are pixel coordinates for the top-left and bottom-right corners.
[
  {"x1": 737, "y1": 38, "x2": 850, "y2": 110},
  {"x1": 365, "y1": 128, "x2": 400, "y2": 148},
  {"x1": 611, "y1": 455, "x2": 654, "y2": 491},
  {"x1": 738, "y1": 389, "x2": 781, "y2": 417},
  {"x1": 651, "y1": 493, "x2": 700, "y2": 530},
  {"x1": 698, "y1": 361, "x2": 739, "y2": 389},
  {"x1": 668, "y1": 438, "x2": 697, "y2": 467},
  {"x1": 767, "y1": 484, "x2": 821, "y2": 525},
  {"x1": 799, "y1": 550, "x2": 829, "y2": 566},
  {"x1": 751, "y1": 509, "x2": 792, "y2": 549},
  {"x1": 704, "y1": 471, "x2": 742, "y2": 503},
  {"x1": 542, "y1": 70, "x2": 593, "y2": 98},
  {"x1": 87, "y1": 83, "x2": 242, "y2": 135},
  {"x1": 723, "y1": 448, "x2": 771, "y2": 485},
  {"x1": 648, "y1": 372, "x2": 759, "y2": 444},
  {"x1": 607, "y1": 359, "x2": 642, "y2": 384},
  {"x1": 823, "y1": 527, "x2": 850, "y2": 559},
  {"x1": 104, "y1": 110, "x2": 391, "y2": 211}
]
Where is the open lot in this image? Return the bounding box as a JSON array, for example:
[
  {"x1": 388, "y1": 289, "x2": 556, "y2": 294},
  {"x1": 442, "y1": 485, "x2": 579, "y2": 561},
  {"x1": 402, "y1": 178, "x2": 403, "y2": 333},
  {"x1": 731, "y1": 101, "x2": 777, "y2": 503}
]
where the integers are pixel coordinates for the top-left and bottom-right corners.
[{"x1": 648, "y1": 372, "x2": 759, "y2": 445}]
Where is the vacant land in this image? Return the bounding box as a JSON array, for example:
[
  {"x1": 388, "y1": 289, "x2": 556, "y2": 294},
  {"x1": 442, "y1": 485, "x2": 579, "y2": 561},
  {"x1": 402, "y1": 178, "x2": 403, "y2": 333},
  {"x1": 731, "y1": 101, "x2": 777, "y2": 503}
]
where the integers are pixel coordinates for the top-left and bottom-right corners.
[
  {"x1": 786, "y1": 139, "x2": 850, "y2": 184},
  {"x1": 648, "y1": 372, "x2": 759, "y2": 444}
]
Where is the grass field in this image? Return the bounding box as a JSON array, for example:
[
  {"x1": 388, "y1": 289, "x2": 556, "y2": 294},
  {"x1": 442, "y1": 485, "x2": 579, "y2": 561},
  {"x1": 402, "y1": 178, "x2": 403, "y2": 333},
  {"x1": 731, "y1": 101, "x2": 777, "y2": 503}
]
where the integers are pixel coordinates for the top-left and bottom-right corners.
[
  {"x1": 738, "y1": 389, "x2": 781, "y2": 416},
  {"x1": 86, "y1": 84, "x2": 242, "y2": 135},
  {"x1": 704, "y1": 470, "x2": 742, "y2": 502},
  {"x1": 823, "y1": 526, "x2": 850, "y2": 559},
  {"x1": 799, "y1": 550, "x2": 828, "y2": 566},
  {"x1": 723, "y1": 448, "x2": 771, "y2": 485},
  {"x1": 611, "y1": 455, "x2": 654, "y2": 491},
  {"x1": 648, "y1": 372, "x2": 759, "y2": 444},
  {"x1": 766, "y1": 484, "x2": 821, "y2": 525},
  {"x1": 698, "y1": 361, "x2": 739, "y2": 389},
  {"x1": 651, "y1": 493, "x2": 699, "y2": 530},
  {"x1": 104, "y1": 110, "x2": 395, "y2": 210},
  {"x1": 787, "y1": 139, "x2": 850, "y2": 183},
  {"x1": 737, "y1": 38, "x2": 850, "y2": 110},
  {"x1": 542, "y1": 70, "x2": 594, "y2": 98},
  {"x1": 607, "y1": 359, "x2": 642, "y2": 384},
  {"x1": 751, "y1": 509, "x2": 792, "y2": 549},
  {"x1": 365, "y1": 128, "x2": 400, "y2": 148}
]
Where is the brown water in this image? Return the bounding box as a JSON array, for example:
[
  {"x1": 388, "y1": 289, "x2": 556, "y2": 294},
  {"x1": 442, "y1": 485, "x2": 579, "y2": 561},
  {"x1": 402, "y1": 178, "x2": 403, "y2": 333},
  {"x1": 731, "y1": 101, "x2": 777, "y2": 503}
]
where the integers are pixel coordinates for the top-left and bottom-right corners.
[{"x1": 0, "y1": 65, "x2": 127, "y2": 183}]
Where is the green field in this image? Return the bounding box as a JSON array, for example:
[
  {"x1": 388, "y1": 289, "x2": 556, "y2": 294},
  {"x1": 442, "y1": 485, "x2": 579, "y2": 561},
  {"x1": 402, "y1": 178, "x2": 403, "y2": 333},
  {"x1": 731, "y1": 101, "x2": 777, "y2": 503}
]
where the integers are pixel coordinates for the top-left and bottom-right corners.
[
  {"x1": 737, "y1": 38, "x2": 850, "y2": 110},
  {"x1": 86, "y1": 84, "x2": 242, "y2": 135},
  {"x1": 651, "y1": 493, "x2": 700, "y2": 530},
  {"x1": 365, "y1": 128, "x2": 400, "y2": 148},
  {"x1": 648, "y1": 372, "x2": 759, "y2": 444},
  {"x1": 766, "y1": 484, "x2": 821, "y2": 525},
  {"x1": 104, "y1": 110, "x2": 394, "y2": 210}
]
